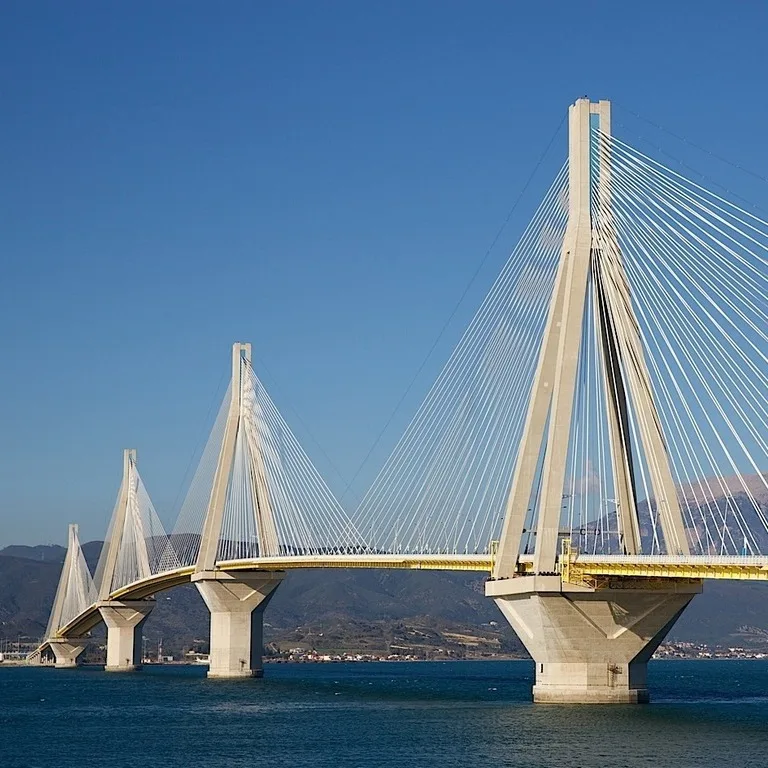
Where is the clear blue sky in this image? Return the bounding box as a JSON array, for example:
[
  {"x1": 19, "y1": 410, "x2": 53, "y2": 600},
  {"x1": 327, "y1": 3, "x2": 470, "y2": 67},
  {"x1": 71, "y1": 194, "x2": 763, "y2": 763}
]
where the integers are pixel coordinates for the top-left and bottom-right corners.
[{"x1": 1, "y1": 0, "x2": 767, "y2": 546}]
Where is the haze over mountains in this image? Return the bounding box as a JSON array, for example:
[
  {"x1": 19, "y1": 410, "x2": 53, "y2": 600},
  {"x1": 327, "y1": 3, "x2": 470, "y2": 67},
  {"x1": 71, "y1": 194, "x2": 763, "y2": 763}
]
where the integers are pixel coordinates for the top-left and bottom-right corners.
[{"x1": 2, "y1": 540, "x2": 768, "y2": 657}]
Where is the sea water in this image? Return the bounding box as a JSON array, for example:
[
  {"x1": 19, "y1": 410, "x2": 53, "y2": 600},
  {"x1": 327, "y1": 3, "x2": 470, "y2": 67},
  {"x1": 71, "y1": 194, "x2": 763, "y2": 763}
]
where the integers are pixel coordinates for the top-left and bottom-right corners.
[{"x1": 2, "y1": 660, "x2": 767, "y2": 767}]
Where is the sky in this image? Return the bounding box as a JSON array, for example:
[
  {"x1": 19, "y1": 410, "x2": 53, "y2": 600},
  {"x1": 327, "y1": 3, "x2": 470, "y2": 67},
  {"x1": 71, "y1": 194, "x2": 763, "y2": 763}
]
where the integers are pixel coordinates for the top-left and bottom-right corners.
[{"x1": 1, "y1": 0, "x2": 767, "y2": 547}]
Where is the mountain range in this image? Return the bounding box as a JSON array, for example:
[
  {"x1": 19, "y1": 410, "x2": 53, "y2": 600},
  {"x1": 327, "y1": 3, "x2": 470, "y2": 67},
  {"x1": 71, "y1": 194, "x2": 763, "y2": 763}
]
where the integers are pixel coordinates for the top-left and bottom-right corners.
[{"x1": 3, "y1": 541, "x2": 768, "y2": 658}]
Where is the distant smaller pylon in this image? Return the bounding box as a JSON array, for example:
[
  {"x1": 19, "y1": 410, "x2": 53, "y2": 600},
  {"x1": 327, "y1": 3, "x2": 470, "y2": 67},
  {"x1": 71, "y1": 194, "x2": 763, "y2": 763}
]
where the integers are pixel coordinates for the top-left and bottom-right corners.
[
  {"x1": 45, "y1": 523, "x2": 96, "y2": 640},
  {"x1": 38, "y1": 523, "x2": 96, "y2": 667}
]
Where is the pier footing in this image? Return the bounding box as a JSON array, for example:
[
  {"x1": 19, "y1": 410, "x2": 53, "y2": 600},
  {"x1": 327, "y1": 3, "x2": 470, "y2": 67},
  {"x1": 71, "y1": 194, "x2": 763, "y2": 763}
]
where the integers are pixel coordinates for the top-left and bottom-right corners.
[
  {"x1": 50, "y1": 639, "x2": 85, "y2": 668},
  {"x1": 99, "y1": 600, "x2": 155, "y2": 672},
  {"x1": 193, "y1": 571, "x2": 283, "y2": 678},
  {"x1": 487, "y1": 576, "x2": 702, "y2": 703}
]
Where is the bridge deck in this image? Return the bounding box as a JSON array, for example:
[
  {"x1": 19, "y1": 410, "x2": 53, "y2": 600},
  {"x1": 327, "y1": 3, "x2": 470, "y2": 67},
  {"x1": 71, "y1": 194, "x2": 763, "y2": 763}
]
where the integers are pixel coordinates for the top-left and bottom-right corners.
[
  {"x1": 33, "y1": 553, "x2": 768, "y2": 659},
  {"x1": 68, "y1": 552, "x2": 768, "y2": 607}
]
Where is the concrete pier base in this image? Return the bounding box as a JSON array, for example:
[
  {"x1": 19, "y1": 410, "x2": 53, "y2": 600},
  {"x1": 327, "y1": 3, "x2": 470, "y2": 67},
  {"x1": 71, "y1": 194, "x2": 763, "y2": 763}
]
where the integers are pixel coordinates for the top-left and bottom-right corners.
[
  {"x1": 192, "y1": 571, "x2": 283, "y2": 678},
  {"x1": 487, "y1": 576, "x2": 702, "y2": 703},
  {"x1": 99, "y1": 600, "x2": 155, "y2": 672},
  {"x1": 50, "y1": 639, "x2": 85, "y2": 668}
]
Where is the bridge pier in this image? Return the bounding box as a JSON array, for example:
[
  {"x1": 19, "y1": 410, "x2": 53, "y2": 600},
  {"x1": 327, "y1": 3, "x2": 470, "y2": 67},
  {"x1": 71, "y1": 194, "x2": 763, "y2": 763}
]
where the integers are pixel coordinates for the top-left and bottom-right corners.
[
  {"x1": 192, "y1": 571, "x2": 283, "y2": 678},
  {"x1": 487, "y1": 577, "x2": 702, "y2": 703},
  {"x1": 50, "y1": 639, "x2": 85, "y2": 668},
  {"x1": 99, "y1": 600, "x2": 155, "y2": 672}
]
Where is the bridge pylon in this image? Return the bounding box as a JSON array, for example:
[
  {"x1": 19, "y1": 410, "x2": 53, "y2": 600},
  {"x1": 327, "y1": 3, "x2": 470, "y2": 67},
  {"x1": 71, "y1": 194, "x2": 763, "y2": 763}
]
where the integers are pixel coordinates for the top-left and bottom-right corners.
[
  {"x1": 95, "y1": 449, "x2": 156, "y2": 671},
  {"x1": 192, "y1": 342, "x2": 285, "y2": 678},
  {"x1": 487, "y1": 98, "x2": 700, "y2": 703},
  {"x1": 44, "y1": 523, "x2": 94, "y2": 668}
]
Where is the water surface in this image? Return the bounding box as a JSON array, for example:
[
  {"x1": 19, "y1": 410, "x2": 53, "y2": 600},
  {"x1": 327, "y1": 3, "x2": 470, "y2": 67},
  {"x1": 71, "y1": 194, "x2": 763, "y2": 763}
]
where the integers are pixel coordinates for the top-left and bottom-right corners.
[{"x1": 2, "y1": 660, "x2": 767, "y2": 767}]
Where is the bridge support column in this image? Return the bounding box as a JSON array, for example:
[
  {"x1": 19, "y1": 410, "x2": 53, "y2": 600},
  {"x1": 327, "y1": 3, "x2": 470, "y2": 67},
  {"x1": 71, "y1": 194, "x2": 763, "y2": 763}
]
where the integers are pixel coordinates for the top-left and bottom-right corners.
[
  {"x1": 50, "y1": 639, "x2": 85, "y2": 668},
  {"x1": 99, "y1": 600, "x2": 154, "y2": 672},
  {"x1": 487, "y1": 577, "x2": 702, "y2": 703},
  {"x1": 192, "y1": 571, "x2": 283, "y2": 678}
]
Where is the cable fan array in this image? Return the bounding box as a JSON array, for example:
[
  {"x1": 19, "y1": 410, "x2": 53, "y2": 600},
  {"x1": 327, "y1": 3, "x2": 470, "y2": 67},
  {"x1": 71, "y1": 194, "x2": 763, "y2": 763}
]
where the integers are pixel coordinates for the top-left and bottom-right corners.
[
  {"x1": 585, "y1": 130, "x2": 768, "y2": 555},
  {"x1": 46, "y1": 525, "x2": 97, "y2": 637},
  {"x1": 353, "y1": 165, "x2": 569, "y2": 555},
  {"x1": 165, "y1": 384, "x2": 233, "y2": 567},
  {"x1": 166, "y1": 358, "x2": 368, "y2": 566},
  {"x1": 216, "y1": 359, "x2": 368, "y2": 560},
  {"x1": 93, "y1": 457, "x2": 175, "y2": 595}
]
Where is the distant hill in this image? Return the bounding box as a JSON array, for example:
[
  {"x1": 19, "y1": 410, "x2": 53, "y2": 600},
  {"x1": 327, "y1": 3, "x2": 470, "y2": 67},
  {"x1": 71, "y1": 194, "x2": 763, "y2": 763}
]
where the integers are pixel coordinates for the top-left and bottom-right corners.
[
  {"x1": 0, "y1": 542, "x2": 523, "y2": 657},
  {"x1": 0, "y1": 554, "x2": 63, "y2": 639},
  {"x1": 4, "y1": 541, "x2": 768, "y2": 657},
  {"x1": 0, "y1": 544, "x2": 67, "y2": 563}
]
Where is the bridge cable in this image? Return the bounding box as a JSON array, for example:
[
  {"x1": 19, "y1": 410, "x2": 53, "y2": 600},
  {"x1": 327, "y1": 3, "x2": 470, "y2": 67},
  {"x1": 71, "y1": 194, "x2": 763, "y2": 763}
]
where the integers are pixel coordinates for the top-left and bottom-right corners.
[{"x1": 338, "y1": 114, "x2": 567, "y2": 505}]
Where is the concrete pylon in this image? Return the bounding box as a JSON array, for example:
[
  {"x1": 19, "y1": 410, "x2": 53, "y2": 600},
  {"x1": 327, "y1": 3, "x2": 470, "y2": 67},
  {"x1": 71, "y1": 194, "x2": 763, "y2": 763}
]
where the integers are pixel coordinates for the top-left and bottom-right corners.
[
  {"x1": 197, "y1": 343, "x2": 279, "y2": 570},
  {"x1": 488, "y1": 98, "x2": 697, "y2": 704},
  {"x1": 96, "y1": 450, "x2": 152, "y2": 600},
  {"x1": 100, "y1": 600, "x2": 155, "y2": 671},
  {"x1": 39, "y1": 524, "x2": 95, "y2": 667},
  {"x1": 49, "y1": 639, "x2": 85, "y2": 669},
  {"x1": 193, "y1": 343, "x2": 284, "y2": 678},
  {"x1": 495, "y1": 98, "x2": 687, "y2": 580},
  {"x1": 46, "y1": 524, "x2": 91, "y2": 641},
  {"x1": 192, "y1": 571, "x2": 283, "y2": 677},
  {"x1": 95, "y1": 450, "x2": 155, "y2": 672}
]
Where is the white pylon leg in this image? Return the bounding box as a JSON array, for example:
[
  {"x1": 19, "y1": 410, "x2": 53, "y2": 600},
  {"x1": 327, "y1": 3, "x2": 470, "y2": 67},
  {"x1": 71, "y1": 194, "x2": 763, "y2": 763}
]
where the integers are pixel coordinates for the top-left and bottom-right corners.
[
  {"x1": 493, "y1": 249, "x2": 571, "y2": 578},
  {"x1": 530, "y1": 97, "x2": 595, "y2": 574},
  {"x1": 590, "y1": 99, "x2": 641, "y2": 555}
]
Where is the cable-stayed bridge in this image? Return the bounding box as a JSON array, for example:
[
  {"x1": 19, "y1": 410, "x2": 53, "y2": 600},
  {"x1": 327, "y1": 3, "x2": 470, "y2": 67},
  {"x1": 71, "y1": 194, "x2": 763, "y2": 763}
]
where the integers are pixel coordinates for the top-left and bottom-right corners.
[{"x1": 32, "y1": 97, "x2": 768, "y2": 703}]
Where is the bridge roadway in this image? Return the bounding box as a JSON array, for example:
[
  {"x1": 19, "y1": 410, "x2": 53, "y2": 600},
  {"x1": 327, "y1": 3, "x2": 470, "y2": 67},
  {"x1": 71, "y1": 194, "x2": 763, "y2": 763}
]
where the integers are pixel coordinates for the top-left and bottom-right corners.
[{"x1": 40, "y1": 552, "x2": 768, "y2": 651}]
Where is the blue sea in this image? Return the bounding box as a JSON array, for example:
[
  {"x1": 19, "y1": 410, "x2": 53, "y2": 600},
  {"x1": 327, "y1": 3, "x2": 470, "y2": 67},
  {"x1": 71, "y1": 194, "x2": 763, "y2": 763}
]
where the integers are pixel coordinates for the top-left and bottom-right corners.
[{"x1": 2, "y1": 660, "x2": 768, "y2": 767}]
